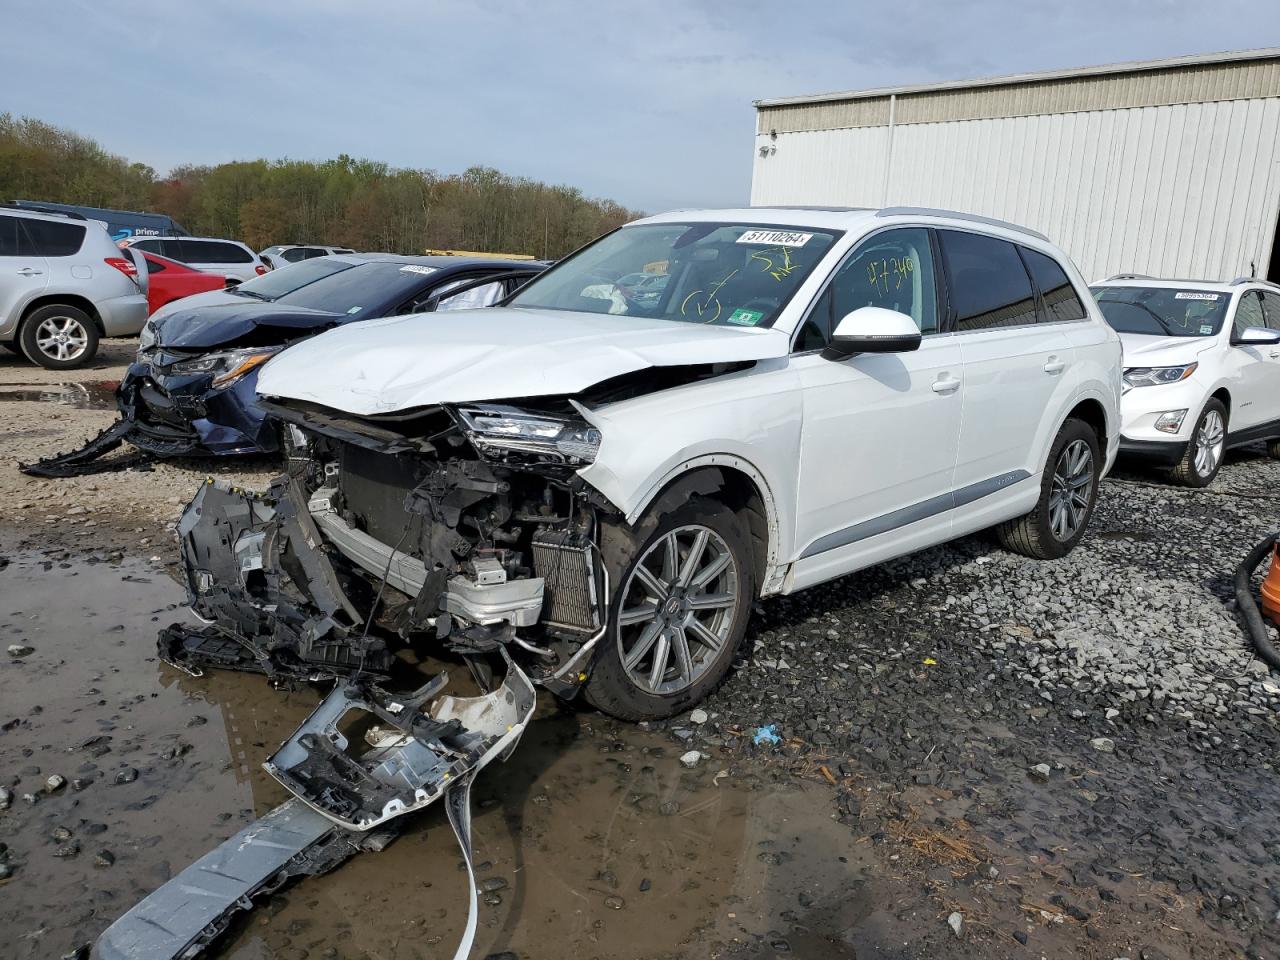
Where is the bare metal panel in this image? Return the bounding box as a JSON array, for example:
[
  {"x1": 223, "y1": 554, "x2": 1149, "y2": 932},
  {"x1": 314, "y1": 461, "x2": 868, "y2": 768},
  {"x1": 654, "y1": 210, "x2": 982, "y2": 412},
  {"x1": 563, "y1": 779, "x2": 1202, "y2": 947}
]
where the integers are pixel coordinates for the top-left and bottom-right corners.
[{"x1": 757, "y1": 58, "x2": 1280, "y2": 133}]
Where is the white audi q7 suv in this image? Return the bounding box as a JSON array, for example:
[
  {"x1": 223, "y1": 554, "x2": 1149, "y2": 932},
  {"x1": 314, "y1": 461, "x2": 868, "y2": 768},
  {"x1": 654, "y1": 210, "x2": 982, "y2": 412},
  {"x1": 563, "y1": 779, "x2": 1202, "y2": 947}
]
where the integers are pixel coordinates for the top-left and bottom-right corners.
[{"x1": 170, "y1": 207, "x2": 1121, "y2": 721}]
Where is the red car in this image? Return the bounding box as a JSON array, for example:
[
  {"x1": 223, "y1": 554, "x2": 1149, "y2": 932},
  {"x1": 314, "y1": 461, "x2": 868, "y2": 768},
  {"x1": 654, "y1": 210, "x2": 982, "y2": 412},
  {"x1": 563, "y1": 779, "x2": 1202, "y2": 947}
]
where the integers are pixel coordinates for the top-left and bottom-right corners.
[{"x1": 141, "y1": 252, "x2": 229, "y2": 315}]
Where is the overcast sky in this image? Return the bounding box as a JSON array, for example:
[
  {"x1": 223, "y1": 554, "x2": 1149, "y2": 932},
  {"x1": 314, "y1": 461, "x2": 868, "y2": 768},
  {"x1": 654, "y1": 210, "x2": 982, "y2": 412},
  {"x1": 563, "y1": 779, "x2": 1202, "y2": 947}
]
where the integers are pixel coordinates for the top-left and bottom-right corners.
[{"x1": 4, "y1": 1, "x2": 1277, "y2": 212}]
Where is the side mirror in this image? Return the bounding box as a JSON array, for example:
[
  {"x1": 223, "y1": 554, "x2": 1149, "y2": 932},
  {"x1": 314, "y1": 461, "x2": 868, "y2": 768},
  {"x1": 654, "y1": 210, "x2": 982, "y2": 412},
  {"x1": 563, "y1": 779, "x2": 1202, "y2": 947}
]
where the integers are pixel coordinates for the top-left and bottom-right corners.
[
  {"x1": 1233, "y1": 325, "x2": 1280, "y2": 346},
  {"x1": 822, "y1": 306, "x2": 922, "y2": 361}
]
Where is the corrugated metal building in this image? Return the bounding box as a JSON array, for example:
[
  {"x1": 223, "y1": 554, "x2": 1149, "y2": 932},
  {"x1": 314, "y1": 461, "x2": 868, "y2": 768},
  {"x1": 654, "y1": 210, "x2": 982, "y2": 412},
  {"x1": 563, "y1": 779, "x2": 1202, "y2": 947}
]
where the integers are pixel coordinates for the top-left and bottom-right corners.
[{"x1": 751, "y1": 49, "x2": 1280, "y2": 283}]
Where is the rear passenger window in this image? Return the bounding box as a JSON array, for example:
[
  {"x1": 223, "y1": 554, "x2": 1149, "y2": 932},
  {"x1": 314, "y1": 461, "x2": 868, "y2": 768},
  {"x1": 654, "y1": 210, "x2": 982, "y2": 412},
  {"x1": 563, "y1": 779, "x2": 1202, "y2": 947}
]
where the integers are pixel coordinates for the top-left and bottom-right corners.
[
  {"x1": 132, "y1": 239, "x2": 164, "y2": 254},
  {"x1": 1020, "y1": 247, "x2": 1086, "y2": 322},
  {"x1": 23, "y1": 219, "x2": 86, "y2": 257},
  {"x1": 796, "y1": 227, "x2": 938, "y2": 350},
  {"x1": 1261, "y1": 291, "x2": 1280, "y2": 330},
  {"x1": 939, "y1": 230, "x2": 1037, "y2": 332}
]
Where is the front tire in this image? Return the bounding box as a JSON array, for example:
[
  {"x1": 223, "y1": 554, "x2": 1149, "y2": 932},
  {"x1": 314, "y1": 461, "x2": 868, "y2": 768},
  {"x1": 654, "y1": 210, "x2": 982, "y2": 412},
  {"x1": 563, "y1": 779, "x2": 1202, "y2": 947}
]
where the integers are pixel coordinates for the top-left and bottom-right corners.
[
  {"x1": 19, "y1": 305, "x2": 99, "y2": 370},
  {"x1": 1264, "y1": 437, "x2": 1280, "y2": 460},
  {"x1": 1169, "y1": 399, "x2": 1226, "y2": 487},
  {"x1": 583, "y1": 498, "x2": 754, "y2": 721},
  {"x1": 996, "y1": 418, "x2": 1101, "y2": 560}
]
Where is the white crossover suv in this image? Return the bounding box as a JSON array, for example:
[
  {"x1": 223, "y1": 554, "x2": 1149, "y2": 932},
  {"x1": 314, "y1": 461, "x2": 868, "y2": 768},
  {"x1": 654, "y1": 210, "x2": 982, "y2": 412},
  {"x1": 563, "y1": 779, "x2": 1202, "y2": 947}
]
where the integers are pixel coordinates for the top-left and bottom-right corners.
[
  {"x1": 119, "y1": 236, "x2": 267, "y2": 283},
  {"x1": 1092, "y1": 276, "x2": 1280, "y2": 486},
  {"x1": 176, "y1": 207, "x2": 1121, "y2": 720}
]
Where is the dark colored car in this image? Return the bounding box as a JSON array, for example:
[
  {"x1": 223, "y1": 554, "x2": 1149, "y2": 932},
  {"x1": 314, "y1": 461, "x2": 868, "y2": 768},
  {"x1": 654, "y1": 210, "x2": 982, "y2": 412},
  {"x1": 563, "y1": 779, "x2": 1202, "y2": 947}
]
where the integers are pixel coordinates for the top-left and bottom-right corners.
[
  {"x1": 120, "y1": 255, "x2": 544, "y2": 456},
  {"x1": 141, "y1": 252, "x2": 229, "y2": 315}
]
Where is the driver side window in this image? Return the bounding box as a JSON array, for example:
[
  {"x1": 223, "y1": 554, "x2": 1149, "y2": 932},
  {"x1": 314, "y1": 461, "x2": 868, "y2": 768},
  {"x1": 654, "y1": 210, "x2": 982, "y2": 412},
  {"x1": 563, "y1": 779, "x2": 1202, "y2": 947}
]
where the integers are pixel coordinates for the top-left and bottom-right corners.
[{"x1": 793, "y1": 228, "x2": 939, "y2": 351}]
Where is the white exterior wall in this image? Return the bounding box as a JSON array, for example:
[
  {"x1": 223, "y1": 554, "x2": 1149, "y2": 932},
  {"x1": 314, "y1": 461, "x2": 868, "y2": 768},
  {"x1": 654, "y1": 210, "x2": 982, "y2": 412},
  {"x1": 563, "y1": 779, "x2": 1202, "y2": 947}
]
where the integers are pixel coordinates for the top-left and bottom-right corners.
[{"x1": 751, "y1": 98, "x2": 1280, "y2": 282}]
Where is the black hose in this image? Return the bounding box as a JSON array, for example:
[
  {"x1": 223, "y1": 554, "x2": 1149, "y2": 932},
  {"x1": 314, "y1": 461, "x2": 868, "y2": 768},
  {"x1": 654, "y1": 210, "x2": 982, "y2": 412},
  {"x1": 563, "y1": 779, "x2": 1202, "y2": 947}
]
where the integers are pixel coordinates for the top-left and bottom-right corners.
[{"x1": 1234, "y1": 531, "x2": 1280, "y2": 671}]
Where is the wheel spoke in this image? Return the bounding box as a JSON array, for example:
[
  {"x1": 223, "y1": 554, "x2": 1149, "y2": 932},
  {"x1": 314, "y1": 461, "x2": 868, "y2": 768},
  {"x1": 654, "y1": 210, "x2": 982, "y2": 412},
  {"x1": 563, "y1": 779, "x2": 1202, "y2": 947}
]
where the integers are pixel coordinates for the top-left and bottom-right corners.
[
  {"x1": 688, "y1": 592, "x2": 734, "y2": 612},
  {"x1": 690, "y1": 551, "x2": 730, "y2": 590},
  {"x1": 670, "y1": 627, "x2": 694, "y2": 680},
  {"x1": 623, "y1": 620, "x2": 662, "y2": 672},
  {"x1": 686, "y1": 616, "x2": 724, "y2": 654},
  {"x1": 677, "y1": 529, "x2": 710, "y2": 587},
  {"x1": 661, "y1": 533, "x2": 679, "y2": 583},
  {"x1": 634, "y1": 564, "x2": 668, "y2": 602},
  {"x1": 647, "y1": 632, "x2": 671, "y2": 690},
  {"x1": 618, "y1": 602, "x2": 658, "y2": 627}
]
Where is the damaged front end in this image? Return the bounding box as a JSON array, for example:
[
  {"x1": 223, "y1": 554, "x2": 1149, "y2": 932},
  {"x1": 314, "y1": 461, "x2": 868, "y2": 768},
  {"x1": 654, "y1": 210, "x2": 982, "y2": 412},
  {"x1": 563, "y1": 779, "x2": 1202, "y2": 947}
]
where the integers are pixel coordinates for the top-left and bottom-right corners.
[{"x1": 164, "y1": 395, "x2": 614, "y2": 694}]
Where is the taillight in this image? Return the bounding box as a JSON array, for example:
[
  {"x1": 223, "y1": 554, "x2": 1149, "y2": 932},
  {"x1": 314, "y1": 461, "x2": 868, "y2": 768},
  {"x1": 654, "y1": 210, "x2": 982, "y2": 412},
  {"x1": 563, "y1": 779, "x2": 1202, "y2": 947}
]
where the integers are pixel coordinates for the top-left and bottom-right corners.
[
  {"x1": 105, "y1": 257, "x2": 138, "y2": 277},
  {"x1": 255, "y1": 264, "x2": 268, "y2": 275}
]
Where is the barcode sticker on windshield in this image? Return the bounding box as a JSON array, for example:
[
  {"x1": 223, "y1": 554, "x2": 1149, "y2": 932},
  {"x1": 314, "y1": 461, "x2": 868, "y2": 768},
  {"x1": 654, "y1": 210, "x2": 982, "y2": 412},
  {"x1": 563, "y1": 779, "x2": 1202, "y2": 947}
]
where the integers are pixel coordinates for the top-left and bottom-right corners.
[
  {"x1": 1200, "y1": 325, "x2": 1213, "y2": 334},
  {"x1": 1174, "y1": 292, "x2": 1219, "y2": 300},
  {"x1": 736, "y1": 230, "x2": 812, "y2": 247},
  {"x1": 399, "y1": 264, "x2": 436, "y2": 276}
]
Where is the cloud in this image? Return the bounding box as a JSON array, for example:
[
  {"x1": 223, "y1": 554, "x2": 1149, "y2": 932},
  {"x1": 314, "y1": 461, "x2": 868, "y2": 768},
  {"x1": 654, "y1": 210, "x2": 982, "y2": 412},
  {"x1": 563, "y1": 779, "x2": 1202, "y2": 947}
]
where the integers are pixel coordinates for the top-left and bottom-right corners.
[{"x1": 1, "y1": 0, "x2": 1274, "y2": 211}]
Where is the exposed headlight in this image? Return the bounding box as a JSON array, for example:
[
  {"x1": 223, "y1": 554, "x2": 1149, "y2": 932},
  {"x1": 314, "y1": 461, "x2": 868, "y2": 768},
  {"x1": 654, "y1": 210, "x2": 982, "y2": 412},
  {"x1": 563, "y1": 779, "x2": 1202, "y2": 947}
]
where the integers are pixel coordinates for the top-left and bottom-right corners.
[
  {"x1": 168, "y1": 347, "x2": 282, "y2": 387},
  {"x1": 136, "y1": 321, "x2": 156, "y2": 356},
  {"x1": 456, "y1": 405, "x2": 602, "y2": 464},
  {"x1": 1122, "y1": 363, "x2": 1198, "y2": 388}
]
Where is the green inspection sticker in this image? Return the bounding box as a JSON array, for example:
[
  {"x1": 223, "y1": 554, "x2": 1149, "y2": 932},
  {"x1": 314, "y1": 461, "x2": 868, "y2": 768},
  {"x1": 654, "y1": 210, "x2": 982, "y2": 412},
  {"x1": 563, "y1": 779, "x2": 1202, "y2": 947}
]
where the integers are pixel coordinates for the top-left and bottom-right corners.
[{"x1": 727, "y1": 308, "x2": 764, "y2": 326}]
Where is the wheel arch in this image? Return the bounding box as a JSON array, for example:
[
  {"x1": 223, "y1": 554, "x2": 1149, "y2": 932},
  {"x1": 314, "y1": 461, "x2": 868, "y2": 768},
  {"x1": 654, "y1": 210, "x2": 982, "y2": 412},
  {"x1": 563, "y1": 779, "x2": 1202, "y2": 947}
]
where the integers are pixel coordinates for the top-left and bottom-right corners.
[
  {"x1": 1064, "y1": 396, "x2": 1108, "y2": 451},
  {"x1": 624, "y1": 456, "x2": 781, "y2": 596},
  {"x1": 1209, "y1": 386, "x2": 1231, "y2": 420}
]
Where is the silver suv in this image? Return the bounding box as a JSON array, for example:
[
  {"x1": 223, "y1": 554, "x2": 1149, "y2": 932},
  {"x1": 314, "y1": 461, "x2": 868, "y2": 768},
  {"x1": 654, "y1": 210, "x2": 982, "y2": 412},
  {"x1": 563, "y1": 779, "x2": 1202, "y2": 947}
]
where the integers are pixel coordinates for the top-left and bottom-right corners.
[{"x1": 0, "y1": 204, "x2": 149, "y2": 369}]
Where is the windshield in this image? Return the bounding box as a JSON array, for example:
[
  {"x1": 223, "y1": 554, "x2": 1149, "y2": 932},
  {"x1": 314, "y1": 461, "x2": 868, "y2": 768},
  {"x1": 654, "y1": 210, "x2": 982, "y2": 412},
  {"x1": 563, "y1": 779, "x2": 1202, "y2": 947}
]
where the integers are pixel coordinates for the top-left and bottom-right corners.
[
  {"x1": 1093, "y1": 286, "x2": 1229, "y2": 338},
  {"x1": 510, "y1": 222, "x2": 840, "y2": 328},
  {"x1": 237, "y1": 258, "x2": 353, "y2": 301},
  {"x1": 276, "y1": 260, "x2": 439, "y2": 316}
]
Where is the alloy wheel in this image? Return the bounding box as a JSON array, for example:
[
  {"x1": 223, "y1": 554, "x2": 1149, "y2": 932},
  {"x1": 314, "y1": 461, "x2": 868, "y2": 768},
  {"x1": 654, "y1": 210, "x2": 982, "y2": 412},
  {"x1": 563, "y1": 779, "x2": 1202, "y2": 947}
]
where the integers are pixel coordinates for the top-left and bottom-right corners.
[
  {"x1": 616, "y1": 524, "x2": 739, "y2": 696},
  {"x1": 1193, "y1": 409, "x2": 1225, "y2": 478},
  {"x1": 1048, "y1": 438, "x2": 1094, "y2": 541},
  {"x1": 34, "y1": 315, "x2": 89, "y2": 364}
]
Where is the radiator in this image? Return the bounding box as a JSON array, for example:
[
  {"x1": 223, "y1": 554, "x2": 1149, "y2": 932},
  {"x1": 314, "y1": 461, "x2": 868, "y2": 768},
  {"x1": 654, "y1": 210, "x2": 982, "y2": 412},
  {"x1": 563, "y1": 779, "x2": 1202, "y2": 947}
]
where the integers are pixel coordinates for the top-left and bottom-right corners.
[{"x1": 531, "y1": 529, "x2": 601, "y2": 633}]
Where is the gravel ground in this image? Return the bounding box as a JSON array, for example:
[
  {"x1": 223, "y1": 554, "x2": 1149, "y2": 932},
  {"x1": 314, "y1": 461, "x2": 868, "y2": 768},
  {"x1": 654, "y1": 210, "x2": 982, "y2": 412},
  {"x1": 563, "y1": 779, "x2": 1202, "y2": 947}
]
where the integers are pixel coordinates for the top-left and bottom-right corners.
[{"x1": 2, "y1": 341, "x2": 1279, "y2": 958}]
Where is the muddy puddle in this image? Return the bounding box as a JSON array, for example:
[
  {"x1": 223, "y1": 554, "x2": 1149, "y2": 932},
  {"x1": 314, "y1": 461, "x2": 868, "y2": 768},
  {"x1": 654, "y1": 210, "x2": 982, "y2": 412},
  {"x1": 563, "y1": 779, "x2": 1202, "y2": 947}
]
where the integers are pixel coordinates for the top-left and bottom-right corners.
[
  {"x1": 0, "y1": 543, "x2": 884, "y2": 960},
  {"x1": 0, "y1": 380, "x2": 119, "y2": 410}
]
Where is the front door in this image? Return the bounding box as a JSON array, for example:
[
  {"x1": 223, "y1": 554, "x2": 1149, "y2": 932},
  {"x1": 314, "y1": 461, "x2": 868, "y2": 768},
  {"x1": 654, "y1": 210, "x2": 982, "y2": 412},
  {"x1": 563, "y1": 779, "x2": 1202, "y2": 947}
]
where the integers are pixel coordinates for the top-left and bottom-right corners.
[
  {"x1": 790, "y1": 227, "x2": 963, "y2": 588},
  {"x1": 1225, "y1": 290, "x2": 1276, "y2": 432}
]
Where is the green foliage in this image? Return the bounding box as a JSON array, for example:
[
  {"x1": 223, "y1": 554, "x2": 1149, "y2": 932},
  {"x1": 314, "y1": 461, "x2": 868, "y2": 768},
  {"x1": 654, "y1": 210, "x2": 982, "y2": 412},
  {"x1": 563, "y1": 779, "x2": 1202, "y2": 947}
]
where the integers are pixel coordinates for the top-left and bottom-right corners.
[{"x1": 0, "y1": 114, "x2": 643, "y2": 257}]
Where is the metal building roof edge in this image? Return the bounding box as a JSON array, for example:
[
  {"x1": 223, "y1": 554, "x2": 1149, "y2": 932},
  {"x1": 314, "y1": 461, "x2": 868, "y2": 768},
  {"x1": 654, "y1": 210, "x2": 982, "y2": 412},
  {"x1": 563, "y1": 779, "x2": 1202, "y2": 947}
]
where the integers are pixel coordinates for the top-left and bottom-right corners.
[{"x1": 753, "y1": 47, "x2": 1280, "y2": 109}]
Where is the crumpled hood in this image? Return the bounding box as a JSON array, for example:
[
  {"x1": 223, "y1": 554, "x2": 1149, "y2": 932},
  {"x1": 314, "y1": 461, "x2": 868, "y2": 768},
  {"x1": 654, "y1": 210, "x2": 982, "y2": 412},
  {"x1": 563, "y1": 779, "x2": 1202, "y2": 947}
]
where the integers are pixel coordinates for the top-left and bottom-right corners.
[
  {"x1": 256, "y1": 307, "x2": 791, "y2": 414},
  {"x1": 1118, "y1": 332, "x2": 1216, "y2": 367},
  {"x1": 153, "y1": 300, "x2": 346, "y2": 350}
]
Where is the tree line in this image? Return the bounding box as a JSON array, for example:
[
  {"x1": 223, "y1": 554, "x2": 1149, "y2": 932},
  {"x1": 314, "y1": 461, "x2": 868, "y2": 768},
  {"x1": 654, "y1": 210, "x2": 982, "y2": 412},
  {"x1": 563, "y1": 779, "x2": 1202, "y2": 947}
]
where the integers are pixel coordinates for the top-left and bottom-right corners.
[{"x1": 0, "y1": 114, "x2": 643, "y2": 258}]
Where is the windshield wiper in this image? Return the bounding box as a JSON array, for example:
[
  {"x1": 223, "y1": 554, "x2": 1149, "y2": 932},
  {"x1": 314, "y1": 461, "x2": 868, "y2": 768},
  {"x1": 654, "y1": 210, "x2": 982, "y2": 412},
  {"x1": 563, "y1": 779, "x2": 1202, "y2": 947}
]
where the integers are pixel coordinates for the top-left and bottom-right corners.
[{"x1": 1106, "y1": 299, "x2": 1179, "y2": 336}]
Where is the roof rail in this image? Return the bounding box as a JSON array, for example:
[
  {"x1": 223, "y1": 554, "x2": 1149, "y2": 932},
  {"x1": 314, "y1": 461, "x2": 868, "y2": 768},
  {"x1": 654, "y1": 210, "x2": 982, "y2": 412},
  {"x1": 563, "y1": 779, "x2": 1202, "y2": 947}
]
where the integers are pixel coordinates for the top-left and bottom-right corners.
[
  {"x1": 1229, "y1": 276, "x2": 1280, "y2": 293},
  {"x1": 2, "y1": 201, "x2": 88, "y2": 222},
  {"x1": 875, "y1": 206, "x2": 1049, "y2": 242},
  {"x1": 1104, "y1": 273, "x2": 1155, "y2": 281}
]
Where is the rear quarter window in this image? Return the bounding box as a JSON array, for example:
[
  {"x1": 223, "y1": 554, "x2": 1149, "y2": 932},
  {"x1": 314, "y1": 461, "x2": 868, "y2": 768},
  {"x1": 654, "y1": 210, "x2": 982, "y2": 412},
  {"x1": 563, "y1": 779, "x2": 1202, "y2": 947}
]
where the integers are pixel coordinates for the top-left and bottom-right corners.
[
  {"x1": 178, "y1": 240, "x2": 254, "y2": 264},
  {"x1": 23, "y1": 218, "x2": 86, "y2": 257},
  {"x1": 1020, "y1": 247, "x2": 1086, "y2": 322}
]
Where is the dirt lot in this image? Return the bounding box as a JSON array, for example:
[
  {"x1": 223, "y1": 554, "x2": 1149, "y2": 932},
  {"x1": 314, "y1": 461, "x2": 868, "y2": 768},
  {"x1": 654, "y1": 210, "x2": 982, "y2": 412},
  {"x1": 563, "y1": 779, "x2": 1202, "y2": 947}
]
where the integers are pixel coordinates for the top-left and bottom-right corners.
[{"x1": 1, "y1": 343, "x2": 1278, "y2": 960}]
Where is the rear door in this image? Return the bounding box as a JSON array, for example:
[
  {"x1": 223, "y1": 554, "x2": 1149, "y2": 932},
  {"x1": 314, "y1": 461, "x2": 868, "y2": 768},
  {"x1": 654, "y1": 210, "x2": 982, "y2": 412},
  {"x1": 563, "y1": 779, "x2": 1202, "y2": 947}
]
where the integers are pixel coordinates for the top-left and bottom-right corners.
[
  {"x1": 0, "y1": 215, "x2": 49, "y2": 332},
  {"x1": 1226, "y1": 290, "x2": 1273, "y2": 431},
  {"x1": 941, "y1": 229, "x2": 1076, "y2": 495}
]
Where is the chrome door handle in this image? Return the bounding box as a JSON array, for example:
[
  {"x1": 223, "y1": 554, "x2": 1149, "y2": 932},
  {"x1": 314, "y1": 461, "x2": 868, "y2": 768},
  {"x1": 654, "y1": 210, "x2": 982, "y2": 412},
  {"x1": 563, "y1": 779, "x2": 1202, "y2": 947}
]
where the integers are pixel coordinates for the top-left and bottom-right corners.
[
  {"x1": 1043, "y1": 357, "x2": 1066, "y2": 374},
  {"x1": 16, "y1": 267, "x2": 43, "y2": 276},
  {"x1": 931, "y1": 375, "x2": 961, "y2": 394},
  {"x1": 1270, "y1": 350, "x2": 1280, "y2": 359}
]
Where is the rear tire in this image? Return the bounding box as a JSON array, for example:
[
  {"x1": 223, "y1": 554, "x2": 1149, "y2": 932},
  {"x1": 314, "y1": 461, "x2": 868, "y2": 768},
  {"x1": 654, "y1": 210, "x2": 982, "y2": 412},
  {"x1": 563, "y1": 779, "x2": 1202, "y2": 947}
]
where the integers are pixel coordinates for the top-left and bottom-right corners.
[
  {"x1": 996, "y1": 418, "x2": 1101, "y2": 560},
  {"x1": 1266, "y1": 437, "x2": 1280, "y2": 460},
  {"x1": 583, "y1": 497, "x2": 754, "y2": 721},
  {"x1": 19, "y1": 304, "x2": 99, "y2": 370},
  {"x1": 1169, "y1": 399, "x2": 1227, "y2": 487}
]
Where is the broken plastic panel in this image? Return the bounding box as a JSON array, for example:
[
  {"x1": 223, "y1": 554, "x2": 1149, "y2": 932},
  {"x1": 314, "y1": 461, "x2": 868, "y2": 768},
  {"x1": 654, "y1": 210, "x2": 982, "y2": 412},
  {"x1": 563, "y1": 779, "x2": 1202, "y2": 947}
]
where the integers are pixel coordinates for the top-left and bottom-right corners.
[{"x1": 267, "y1": 656, "x2": 536, "y2": 830}]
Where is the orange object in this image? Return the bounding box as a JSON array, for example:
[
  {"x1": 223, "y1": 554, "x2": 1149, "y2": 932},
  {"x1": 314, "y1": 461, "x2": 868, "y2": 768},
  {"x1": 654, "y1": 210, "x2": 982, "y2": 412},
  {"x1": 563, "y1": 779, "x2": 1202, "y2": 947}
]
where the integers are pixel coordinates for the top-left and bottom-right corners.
[{"x1": 1263, "y1": 542, "x2": 1280, "y2": 626}]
